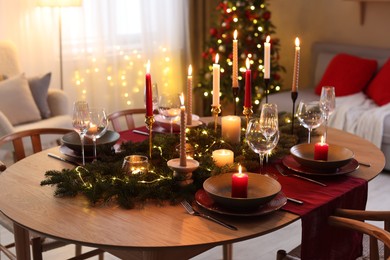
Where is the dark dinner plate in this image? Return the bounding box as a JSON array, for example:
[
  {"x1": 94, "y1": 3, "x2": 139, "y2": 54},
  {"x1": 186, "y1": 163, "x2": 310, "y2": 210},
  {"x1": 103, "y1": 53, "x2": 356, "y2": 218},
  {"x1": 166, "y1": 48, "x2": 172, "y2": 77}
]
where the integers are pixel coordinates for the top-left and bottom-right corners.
[{"x1": 61, "y1": 130, "x2": 120, "y2": 154}]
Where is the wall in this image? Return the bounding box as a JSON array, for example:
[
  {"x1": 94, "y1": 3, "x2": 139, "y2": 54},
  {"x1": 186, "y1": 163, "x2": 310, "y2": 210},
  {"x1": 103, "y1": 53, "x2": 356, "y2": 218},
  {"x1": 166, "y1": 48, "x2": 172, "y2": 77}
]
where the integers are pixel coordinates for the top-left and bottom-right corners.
[{"x1": 269, "y1": 0, "x2": 390, "y2": 90}]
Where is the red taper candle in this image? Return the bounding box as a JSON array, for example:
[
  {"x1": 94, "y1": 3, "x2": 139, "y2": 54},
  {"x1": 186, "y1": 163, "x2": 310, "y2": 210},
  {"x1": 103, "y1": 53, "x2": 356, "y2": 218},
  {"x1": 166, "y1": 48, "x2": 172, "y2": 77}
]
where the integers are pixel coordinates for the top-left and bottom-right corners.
[
  {"x1": 244, "y1": 57, "x2": 252, "y2": 108},
  {"x1": 145, "y1": 60, "x2": 153, "y2": 116}
]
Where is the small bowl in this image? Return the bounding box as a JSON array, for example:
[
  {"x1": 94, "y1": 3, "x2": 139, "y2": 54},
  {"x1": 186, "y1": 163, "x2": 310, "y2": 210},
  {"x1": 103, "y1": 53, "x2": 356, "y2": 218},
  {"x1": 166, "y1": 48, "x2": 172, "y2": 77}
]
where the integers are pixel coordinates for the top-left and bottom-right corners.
[
  {"x1": 290, "y1": 143, "x2": 354, "y2": 171},
  {"x1": 203, "y1": 173, "x2": 281, "y2": 211},
  {"x1": 61, "y1": 130, "x2": 120, "y2": 154}
]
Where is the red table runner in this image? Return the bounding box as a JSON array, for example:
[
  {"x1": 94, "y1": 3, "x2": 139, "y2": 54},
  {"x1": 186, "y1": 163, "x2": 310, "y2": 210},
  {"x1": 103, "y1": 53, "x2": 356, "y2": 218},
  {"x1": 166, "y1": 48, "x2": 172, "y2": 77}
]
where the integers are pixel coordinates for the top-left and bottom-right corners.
[
  {"x1": 119, "y1": 127, "x2": 368, "y2": 260},
  {"x1": 265, "y1": 163, "x2": 367, "y2": 260}
]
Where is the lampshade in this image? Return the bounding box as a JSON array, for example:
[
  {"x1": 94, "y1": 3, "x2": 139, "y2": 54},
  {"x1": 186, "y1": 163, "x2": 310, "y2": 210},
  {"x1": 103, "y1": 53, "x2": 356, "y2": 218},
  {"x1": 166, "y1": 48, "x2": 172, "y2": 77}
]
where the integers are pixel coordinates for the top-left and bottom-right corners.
[{"x1": 37, "y1": 0, "x2": 82, "y2": 7}]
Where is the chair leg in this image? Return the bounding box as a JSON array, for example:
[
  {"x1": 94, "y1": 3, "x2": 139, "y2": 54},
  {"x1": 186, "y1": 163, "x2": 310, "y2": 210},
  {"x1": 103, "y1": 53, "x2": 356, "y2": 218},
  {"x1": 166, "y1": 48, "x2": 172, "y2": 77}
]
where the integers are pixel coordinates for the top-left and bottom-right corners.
[
  {"x1": 31, "y1": 237, "x2": 43, "y2": 260},
  {"x1": 75, "y1": 244, "x2": 82, "y2": 255},
  {"x1": 276, "y1": 250, "x2": 288, "y2": 260},
  {"x1": 223, "y1": 244, "x2": 233, "y2": 260}
]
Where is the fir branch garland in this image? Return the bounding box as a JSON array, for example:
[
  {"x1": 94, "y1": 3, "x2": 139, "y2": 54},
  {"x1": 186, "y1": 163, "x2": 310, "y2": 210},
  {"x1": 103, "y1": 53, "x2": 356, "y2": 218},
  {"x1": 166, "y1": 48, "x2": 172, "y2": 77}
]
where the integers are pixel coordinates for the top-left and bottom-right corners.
[{"x1": 41, "y1": 113, "x2": 310, "y2": 209}]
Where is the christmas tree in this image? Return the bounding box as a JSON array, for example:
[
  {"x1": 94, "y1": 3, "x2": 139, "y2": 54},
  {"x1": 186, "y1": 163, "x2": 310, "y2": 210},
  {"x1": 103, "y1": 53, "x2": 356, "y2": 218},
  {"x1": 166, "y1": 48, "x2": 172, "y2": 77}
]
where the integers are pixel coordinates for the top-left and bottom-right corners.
[{"x1": 196, "y1": 0, "x2": 285, "y2": 115}]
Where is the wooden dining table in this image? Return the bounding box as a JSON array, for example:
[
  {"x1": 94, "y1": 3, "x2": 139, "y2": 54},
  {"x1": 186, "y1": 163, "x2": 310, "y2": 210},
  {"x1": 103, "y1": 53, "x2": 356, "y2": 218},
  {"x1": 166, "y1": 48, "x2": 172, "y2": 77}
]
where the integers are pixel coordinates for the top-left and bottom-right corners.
[{"x1": 0, "y1": 127, "x2": 385, "y2": 260}]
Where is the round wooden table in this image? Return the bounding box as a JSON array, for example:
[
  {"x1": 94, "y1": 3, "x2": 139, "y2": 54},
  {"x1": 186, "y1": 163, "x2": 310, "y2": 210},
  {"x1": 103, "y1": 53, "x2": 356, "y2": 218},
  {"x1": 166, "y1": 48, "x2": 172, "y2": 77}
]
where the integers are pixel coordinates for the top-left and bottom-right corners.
[{"x1": 0, "y1": 128, "x2": 385, "y2": 260}]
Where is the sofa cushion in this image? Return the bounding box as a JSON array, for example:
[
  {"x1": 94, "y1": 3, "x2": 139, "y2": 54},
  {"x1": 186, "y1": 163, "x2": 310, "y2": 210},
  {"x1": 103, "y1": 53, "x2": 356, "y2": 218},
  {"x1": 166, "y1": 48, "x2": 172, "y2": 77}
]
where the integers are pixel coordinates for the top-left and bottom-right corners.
[
  {"x1": 0, "y1": 74, "x2": 42, "y2": 125},
  {"x1": 315, "y1": 53, "x2": 377, "y2": 96},
  {"x1": 365, "y1": 58, "x2": 390, "y2": 106},
  {"x1": 28, "y1": 72, "x2": 52, "y2": 118}
]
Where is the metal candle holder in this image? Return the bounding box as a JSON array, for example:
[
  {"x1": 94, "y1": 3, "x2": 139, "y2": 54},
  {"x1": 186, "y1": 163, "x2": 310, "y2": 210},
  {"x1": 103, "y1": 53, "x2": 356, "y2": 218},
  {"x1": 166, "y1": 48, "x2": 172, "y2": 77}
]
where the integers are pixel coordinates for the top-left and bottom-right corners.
[
  {"x1": 232, "y1": 87, "x2": 239, "y2": 116},
  {"x1": 264, "y1": 78, "x2": 270, "y2": 103},
  {"x1": 211, "y1": 105, "x2": 221, "y2": 132},
  {"x1": 242, "y1": 106, "x2": 253, "y2": 128},
  {"x1": 145, "y1": 115, "x2": 155, "y2": 158},
  {"x1": 291, "y1": 91, "x2": 298, "y2": 134}
]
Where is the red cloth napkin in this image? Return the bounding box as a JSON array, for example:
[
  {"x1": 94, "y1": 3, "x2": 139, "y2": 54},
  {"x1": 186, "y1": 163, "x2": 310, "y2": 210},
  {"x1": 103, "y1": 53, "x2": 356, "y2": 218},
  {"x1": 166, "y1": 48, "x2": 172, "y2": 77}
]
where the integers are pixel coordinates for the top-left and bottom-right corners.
[
  {"x1": 118, "y1": 126, "x2": 150, "y2": 144},
  {"x1": 266, "y1": 163, "x2": 368, "y2": 260}
]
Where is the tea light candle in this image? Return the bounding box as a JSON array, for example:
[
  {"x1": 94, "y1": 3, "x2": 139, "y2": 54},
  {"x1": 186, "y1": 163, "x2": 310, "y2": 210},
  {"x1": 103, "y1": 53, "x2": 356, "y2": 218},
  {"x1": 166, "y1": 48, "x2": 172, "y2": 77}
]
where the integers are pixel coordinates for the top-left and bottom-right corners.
[
  {"x1": 221, "y1": 116, "x2": 241, "y2": 144},
  {"x1": 314, "y1": 136, "x2": 329, "y2": 161},
  {"x1": 88, "y1": 123, "x2": 98, "y2": 134},
  {"x1": 212, "y1": 149, "x2": 234, "y2": 167},
  {"x1": 231, "y1": 165, "x2": 248, "y2": 198}
]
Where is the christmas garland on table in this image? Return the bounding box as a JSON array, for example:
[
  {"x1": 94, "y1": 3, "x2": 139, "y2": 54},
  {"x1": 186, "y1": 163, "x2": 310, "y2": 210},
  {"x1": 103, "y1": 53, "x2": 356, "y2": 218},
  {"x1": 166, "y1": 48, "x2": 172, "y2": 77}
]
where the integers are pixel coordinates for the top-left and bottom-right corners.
[{"x1": 41, "y1": 112, "x2": 310, "y2": 209}]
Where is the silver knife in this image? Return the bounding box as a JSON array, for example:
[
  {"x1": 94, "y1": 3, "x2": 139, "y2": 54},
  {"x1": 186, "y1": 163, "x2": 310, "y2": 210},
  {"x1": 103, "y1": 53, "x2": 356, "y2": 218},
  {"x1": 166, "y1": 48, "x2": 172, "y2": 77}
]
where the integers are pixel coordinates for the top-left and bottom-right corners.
[
  {"x1": 276, "y1": 164, "x2": 327, "y2": 187},
  {"x1": 48, "y1": 153, "x2": 79, "y2": 166}
]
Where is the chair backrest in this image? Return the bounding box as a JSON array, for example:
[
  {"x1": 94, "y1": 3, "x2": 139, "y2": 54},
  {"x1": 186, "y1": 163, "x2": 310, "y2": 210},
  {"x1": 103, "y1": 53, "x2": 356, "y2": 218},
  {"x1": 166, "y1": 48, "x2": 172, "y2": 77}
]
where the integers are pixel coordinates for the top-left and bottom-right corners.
[
  {"x1": 107, "y1": 108, "x2": 146, "y2": 132},
  {"x1": 329, "y1": 209, "x2": 390, "y2": 260},
  {"x1": 0, "y1": 128, "x2": 73, "y2": 162}
]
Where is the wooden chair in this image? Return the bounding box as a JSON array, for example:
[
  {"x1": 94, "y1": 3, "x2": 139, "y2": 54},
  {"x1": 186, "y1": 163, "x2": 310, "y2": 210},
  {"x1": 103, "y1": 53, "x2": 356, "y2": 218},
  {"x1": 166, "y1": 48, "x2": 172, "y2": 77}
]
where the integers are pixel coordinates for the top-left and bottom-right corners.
[
  {"x1": 0, "y1": 128, "x2": 104, "y2": 260},
  {"x1": 276, "y1": 209, "x2": 390, "y2": 260},
  {"x1": 107, "y1": 108, "x2": 146, "y2": 131}
]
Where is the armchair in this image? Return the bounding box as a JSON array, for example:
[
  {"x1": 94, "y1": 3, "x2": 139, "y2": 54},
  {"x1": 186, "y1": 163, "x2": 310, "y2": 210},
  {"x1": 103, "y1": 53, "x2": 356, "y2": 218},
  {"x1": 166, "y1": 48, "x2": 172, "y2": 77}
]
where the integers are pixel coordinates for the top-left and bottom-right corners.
[{"x1": 0, "y1": 40, "x2": 72, "y2": 165}]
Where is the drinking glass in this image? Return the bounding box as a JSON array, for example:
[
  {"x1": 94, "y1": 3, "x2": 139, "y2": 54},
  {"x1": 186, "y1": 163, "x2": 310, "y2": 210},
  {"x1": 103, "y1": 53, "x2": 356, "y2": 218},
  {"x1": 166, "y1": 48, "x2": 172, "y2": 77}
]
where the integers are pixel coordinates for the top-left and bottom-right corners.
[
  {"x1": 144, "y1": 83, "x2": 159, "y2": 113},
  {"x1": 260, "y1": 103, "x2": 278, "y2": 163},
  {"x1": 246, "y1": 118, "x2": 279, "y2": 174},
  {"x1": 320, "y1": 86, "x2": 336, "y2": 142},
  {"x1": 158, "y1": 93, "x2": 181, "y2": 134},
  {"x1": 297, "y1": 100, "x2": 324, "y2": 143},
  {"x1": 85, "y1": 108, "x2": 108, "y2": 160},
  {"x1": 72, "y1": 101, "x2": 90, "y2": 165}
]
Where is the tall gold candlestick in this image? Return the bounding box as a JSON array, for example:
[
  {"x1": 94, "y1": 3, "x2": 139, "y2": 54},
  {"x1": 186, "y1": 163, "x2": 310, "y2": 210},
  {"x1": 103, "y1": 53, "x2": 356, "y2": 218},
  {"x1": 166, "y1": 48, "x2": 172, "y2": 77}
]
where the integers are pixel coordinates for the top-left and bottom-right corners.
[
  {"x1": 145, "y1": 115, "x2": 155, "y2": 158},
  {"x1": 211, "y1": 105, "x2": 221, "y2": 133},
  {"x1": 243, "y1": 106, "x2": 253, "y2": 128}
]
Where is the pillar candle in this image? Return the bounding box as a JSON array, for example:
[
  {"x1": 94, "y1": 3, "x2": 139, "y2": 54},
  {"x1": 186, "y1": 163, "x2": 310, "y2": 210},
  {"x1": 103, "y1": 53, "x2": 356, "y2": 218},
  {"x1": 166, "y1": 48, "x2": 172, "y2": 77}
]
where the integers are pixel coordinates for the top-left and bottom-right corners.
[
  {"x1": 314, "y1": 136, "x2": 329, "y2": 161},
  {"x1": 221, "y1": 116, "x2": 241, "y2": 144},
  {"x1": 179, "y1": 93, "x2": 187, "y2": 167},
  {"x1": 244, "y1": 57, "x2": 252, "y2": 108},
  {"x1": 231, "y1": 165, "x2": 248, "y2": 198},
  {"x1": 232, "y1": 30, "x2": 239, "y2": 88},
  {"x1": 145, "y1": 60, "x2": 153, "y2": 116},
  {"x1": 213, "y1": 54, "x2": 220, "y2": 107},
  {"x1": 264, "y1": 35, "x2": 271, "y2": 79},
  {"x1": 212, "y1": 149, "x2": 234, "y2": 167},
  {"x1": 187, "y1": 65, "x2": 193, "y2": 126},
  {"x1": 292, "y1": 37, "x2": 300, "y2": 93}
]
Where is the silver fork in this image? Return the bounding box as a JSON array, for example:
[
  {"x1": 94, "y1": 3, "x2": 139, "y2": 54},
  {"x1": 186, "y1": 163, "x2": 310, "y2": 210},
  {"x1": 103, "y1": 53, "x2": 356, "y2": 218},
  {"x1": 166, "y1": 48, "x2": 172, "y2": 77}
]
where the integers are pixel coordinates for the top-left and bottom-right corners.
[
  {"x1": 180, "y1": 200, "x2": 238, "y2": 230},
  {"x1": 275, "y1": 164, "x2": 327, "y2": 187}
]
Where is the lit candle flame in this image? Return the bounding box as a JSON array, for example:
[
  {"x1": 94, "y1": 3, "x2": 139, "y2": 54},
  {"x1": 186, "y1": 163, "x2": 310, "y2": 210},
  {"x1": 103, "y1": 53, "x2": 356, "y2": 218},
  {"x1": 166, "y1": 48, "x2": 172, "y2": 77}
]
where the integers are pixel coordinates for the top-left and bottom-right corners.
[
  {"x1": 234, "y1": 30, "x2": 238, "y2": 40},
  {"x1": 188, "y1": 64, "x2": 192, "y2": 76},
  {"x1": 239, "y1": 164, "x2": 242, "y2": 174},
  {"x1": 215, "y1": 53, "x2": 219, "y2": 64},
  {"x1": 266, "y1": 35, "x2": 270, "y2": 43},
  {"x1": 179, "y1": 93, "x2": 185, "y2": 107},
  {"x1": 246, "y1": 57, "x2": 250, "y2": 70},
  {"x1": 295, "y1": 37, "x2": 300, "y2": 47},
  {"x1": 321, "y1": 135, "x2": 325, "y2": 144},
  {"x1": 146, "y1": 60, "x2": 150, "y2": 74}
]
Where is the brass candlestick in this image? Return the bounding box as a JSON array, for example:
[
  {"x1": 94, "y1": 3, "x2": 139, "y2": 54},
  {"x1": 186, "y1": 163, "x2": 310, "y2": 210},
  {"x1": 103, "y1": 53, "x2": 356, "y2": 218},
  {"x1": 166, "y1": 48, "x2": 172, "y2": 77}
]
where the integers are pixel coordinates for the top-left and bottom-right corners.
[
  {"x1": 145, "y1": 115, "x2": 155, "y2": 158},
  {"x1": 211, "y1": 105, "x2": 221, "y2": 132},
  {"x1": 291, "y1": 91, "x2": 298, "y2": 135},
  {"x1": 243, "y1": 106, "x2": 253, "y2": 128}
]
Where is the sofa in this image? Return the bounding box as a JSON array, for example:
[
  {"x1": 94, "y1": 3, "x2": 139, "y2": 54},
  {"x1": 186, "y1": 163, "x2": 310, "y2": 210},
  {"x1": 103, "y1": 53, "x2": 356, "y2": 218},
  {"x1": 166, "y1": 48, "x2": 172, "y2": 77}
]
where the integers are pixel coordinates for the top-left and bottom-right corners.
[
  {"x1": 0, "y1": 40, "x2": 72, "y2": 164},
  {"x1": 267, "y1": 41, "x2": 390, "y2": 170}
]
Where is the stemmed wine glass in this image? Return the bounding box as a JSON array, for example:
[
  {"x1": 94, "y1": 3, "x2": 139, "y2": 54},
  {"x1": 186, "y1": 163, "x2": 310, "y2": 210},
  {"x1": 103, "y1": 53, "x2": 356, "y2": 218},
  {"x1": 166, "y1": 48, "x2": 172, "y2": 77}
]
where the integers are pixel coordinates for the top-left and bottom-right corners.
[
  {"x1": 158, "y1": 93, "x2": 181, "y2": 134},
  {"x1": 260, "y1": 103, "x2": 279, "y2": 163},
  {"x1": 297, "y1": 100, "x2": 325, "y2": 143},
  {"x1": 246, "y1": 116, "x2": 279, "y2": 175},
  {"x1": 144, "y1": 83, "x2": 159, "y2": 113},
  {"x1": 320, "y1": 86, "x2": 336, "y2": 142},
  {"x1": 85, "y1": 108, "x2": 108, "y2": 161},
  {"x1": 72, "y1": 101, "x2": 90, "y2": 166}
]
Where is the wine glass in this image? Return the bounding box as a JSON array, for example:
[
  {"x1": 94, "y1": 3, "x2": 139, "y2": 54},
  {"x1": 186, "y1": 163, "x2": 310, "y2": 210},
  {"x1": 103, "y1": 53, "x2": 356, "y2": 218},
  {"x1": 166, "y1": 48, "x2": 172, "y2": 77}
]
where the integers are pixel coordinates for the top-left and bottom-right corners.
[
  {"x1": 246, "y1": 118, "x2": 279, "y2": 174},
  {"x1": 320, "y1": 86, "x2": 336, "y2": 142},
  {"x1": 297, "y1": 100, "x2": 325, "y2": 143},
  {"x1": 260, "y1": 103, "x2": 278, "y2": 163},
  {"x1": 72, "y1": 101, "x2": 90, "y2": 165},
  {"x1": 144, "y1": 82, "x2": 159, "y2": 113},
  {"x1": 158, "y1": 93, "x2": 181, "y2": 134},
  {"x1": 85, "y1": 108, "x2": 108, "y2": 160}
]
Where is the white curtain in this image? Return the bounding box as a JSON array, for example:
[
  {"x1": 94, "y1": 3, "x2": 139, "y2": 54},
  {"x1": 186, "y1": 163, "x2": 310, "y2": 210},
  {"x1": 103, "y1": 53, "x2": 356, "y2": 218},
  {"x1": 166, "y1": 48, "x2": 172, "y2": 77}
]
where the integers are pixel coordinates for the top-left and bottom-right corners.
[{"x1": 0, "y1": 0, "x2": 189, "y2": 115}]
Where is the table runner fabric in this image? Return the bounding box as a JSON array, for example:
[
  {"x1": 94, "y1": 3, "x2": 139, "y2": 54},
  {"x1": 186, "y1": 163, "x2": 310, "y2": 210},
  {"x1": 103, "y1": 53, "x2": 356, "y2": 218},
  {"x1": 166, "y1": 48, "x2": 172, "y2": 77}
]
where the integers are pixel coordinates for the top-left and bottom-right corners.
[
  {"x1": 119, "y1": 127, "x2": 368, "y2": 260},
  {"x1": 266, "y1": 163, "x2": 368, "y2": 260}
]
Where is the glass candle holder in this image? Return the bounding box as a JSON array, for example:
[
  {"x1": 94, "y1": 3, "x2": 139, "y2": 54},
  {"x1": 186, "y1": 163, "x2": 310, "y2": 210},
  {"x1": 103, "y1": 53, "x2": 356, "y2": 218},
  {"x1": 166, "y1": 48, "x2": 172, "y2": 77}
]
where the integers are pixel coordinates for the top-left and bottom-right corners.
[{"x1": 122, "y1": 155, "x2": 149, "y2": 175}]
